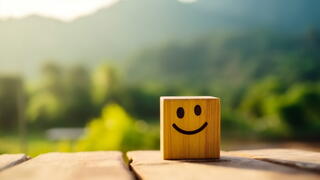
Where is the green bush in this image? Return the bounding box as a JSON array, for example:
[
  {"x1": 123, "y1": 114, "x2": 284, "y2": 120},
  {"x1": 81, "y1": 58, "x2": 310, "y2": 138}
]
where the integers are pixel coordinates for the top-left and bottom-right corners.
[
  {"x1": 279, "y1": 84, "x2": 320, "y2": 139},
  {"x1": 75, "y1": 104, "x2": 159, "y2": 151}
]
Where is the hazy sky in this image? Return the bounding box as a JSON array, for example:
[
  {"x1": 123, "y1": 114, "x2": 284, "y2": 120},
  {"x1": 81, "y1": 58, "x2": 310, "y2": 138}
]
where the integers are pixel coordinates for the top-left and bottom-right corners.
[
  {"x1": 0, "y1": 0, "x2": 197, "y2": 21},
  {"x1": 0, "y1": 0, "x2": 118, "y2": 21}
]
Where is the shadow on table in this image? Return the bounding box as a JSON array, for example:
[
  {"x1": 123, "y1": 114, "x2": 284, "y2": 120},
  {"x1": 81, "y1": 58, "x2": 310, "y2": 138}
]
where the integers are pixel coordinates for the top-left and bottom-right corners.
[{"x1": 173, "y1": 155, "x2": 319, "y2": 175}]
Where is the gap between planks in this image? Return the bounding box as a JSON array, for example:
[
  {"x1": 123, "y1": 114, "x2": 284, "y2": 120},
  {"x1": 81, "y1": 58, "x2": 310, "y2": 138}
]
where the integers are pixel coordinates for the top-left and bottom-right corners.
[
  {"x1": 227, "y1": 148, "x2": 320, "y2": 173},
  {"x1": 0, "y1": 154, "x2": 30, "y2": 172}
]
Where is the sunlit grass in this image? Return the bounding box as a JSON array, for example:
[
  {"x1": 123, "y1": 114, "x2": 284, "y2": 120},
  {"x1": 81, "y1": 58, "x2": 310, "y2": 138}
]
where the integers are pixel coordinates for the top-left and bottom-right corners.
[{"x1": 0, "y1": 131, "x2": 67, "y2": 157}]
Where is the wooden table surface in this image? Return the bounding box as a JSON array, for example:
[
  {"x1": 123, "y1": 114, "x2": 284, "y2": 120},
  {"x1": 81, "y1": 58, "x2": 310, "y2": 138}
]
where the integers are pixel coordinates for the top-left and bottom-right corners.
[{"x1": 0, "y1": 149, "x2": 319, "y2": 180}]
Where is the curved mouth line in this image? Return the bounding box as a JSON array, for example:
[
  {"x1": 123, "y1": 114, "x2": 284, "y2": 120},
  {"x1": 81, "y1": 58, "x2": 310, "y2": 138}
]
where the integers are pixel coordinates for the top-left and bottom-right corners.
[{"x1": 172, "y1": 122, "x2": 208, "y2": 135}]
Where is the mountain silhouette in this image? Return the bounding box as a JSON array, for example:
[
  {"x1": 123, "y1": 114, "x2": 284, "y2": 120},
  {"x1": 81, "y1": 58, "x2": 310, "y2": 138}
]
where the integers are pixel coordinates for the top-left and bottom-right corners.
[{"x1": 0, "y1": 0, "x2": 319, "y2": 75}]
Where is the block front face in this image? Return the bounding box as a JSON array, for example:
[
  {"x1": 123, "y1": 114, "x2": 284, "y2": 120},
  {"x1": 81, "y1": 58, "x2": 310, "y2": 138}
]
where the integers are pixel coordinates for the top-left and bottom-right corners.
[{"x1": 161, "y1": 97, "x2": 220, "y2": 159}]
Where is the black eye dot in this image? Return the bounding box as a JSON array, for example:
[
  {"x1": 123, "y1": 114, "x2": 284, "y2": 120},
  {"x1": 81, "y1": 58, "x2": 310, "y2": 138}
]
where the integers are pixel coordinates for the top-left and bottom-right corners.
[
  {"x1": 194, "y1": 105, "x2": 201, "y2": 116},
  {"x1": 176, "y1": 107, "x2": 184, "y2": 119}
]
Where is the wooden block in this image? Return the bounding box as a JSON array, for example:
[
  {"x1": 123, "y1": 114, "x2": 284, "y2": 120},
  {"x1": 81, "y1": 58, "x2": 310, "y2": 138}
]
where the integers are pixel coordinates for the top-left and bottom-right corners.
[
  {"x1": 0, "y1": 154, "x2": 29, "y2": 171},
  {"x1": 0, "y1": 151, "x2": 133, "y2": 180},
  {"x1": 160, "y1": 96, "x2": 220, "y2": 159},
  {"x1": 228, "y1": 149, "x2": 320, "y2": 172},
  {"x1": 127, "y1": 150, "x2": 320, "y2": 180}
]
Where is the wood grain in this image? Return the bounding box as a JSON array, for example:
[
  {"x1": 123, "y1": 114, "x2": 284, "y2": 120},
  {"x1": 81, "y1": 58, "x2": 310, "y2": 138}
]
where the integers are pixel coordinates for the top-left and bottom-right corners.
[
  {"x1": 160, "y1": 96, "x2": 220, "y2": 159},
  {"x1": 128, "y1": 150, "x2": 320, "y2": 180},
  {"x1": 0, "y1": 154, "x2": 29, "y2": 171},
  {"x1": 0, "y1": 151, "x2": 133, "y2": 180},
  {"x1": 228, "y1": 149, "x2": 320, "y2": 172}
]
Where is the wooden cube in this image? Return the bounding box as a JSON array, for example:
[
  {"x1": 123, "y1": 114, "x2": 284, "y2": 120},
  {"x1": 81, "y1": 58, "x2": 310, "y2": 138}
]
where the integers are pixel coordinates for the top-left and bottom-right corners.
[{"x1": 160, "y1": 96, "x2": 220, "y2": 159}]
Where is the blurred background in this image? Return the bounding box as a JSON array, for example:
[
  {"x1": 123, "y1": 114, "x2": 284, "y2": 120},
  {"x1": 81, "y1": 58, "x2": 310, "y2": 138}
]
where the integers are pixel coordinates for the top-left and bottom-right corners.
[{"x1": 0, "y1": 0, "x2": 319, "y2": 157}]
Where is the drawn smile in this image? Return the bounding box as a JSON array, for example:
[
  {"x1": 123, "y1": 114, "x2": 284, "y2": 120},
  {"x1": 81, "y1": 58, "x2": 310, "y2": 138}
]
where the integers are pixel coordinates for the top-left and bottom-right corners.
[{"x1": 172, "y1": 122, "x2": 208, "y2": 135}]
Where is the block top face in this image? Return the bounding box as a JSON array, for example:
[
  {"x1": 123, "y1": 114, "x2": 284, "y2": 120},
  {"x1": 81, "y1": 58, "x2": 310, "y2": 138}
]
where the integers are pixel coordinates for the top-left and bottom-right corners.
[{"x1": 160, "y1": 96, "x2": 219, "y2": 100}]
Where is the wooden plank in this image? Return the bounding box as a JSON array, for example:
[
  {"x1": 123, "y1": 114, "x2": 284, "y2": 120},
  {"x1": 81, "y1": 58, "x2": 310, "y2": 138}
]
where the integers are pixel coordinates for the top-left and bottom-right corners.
[
  {"x1": 0, "y1": 151, "x2": 133, "y2": 180},
  {"x1": 127, "y1": 150, "x2": 320, "y2": 180},
  {"x1": 228, "y1": 149, "x2": 320, "y2": 172},
  {"x1": 0, "y1": 154, "x2": 29, "y2": 171},
  {"x1": 160, "y1": 96, "x2": 220, "y2": 159}
]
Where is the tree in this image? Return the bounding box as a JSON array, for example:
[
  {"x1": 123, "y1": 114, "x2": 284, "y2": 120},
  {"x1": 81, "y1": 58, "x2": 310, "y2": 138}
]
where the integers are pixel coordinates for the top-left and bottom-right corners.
[
  {"x1": 91, "y1": 65, "x2": 119, "y2": 106},
  {"x1": 0, "y1": 76, "x2": 23, "y2": 130},
  {"x1": 64, "y1": 65, "x2": 94, "y2": 126}
]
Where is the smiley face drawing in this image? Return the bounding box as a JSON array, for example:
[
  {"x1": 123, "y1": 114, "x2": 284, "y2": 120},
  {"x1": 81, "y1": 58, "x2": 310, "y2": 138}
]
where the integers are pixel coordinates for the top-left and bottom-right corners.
[
  {"x1": 172, "y1": 105, "x2": 208, "y2": 135},
  {"x1": 160, "y1": 96, "x2": 220, "y2": 160}
]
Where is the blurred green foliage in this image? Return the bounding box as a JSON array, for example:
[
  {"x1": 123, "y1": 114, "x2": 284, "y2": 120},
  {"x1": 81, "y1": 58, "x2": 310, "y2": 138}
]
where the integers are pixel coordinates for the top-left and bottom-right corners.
[
  {"x1": 76, "y1": 104, "x2": 159, "y2": 151},
  {"x1": 125, "y1": 30, "x2": 320, "y2": 139},
  {"x1": 279, "y1": 83, "x2": 320, "y2": 138},
  {"x1": 0, "y1": 30, "x2": 319, "y2": 155}
]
